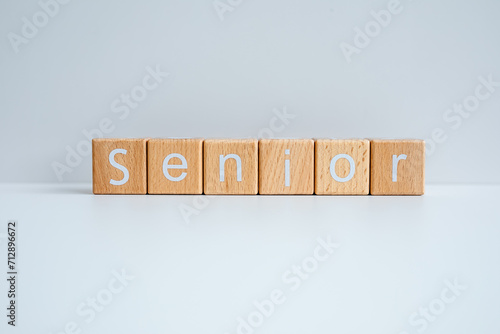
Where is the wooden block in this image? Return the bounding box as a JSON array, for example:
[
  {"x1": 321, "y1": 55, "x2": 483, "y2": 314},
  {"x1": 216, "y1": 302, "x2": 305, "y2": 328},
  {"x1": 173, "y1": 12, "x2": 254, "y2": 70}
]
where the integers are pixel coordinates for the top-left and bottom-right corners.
[
  {"x1": 315, "y1": 139, "x2": 370, "y2": 195},
  {"x1": 259, "y1": 139, "x2": 314, "y2": 195},
  {"x1": 370, "y1": 139, "x2": 425, "y2": 195},
  {"x1": 204, "y1": 139, "x2": 258, "y2": 195},
  {"x1": 147, "y1": 138, "x2": 203, "y2": 194},
  {"x1": 92, "y1": 138, "x2": 147, "y2": 194}
]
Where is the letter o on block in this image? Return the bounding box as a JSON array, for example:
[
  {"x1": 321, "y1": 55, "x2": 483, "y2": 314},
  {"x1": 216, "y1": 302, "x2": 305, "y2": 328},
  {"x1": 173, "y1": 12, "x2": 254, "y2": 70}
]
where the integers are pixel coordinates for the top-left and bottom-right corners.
[{"x1": 314, "y1": 139, "x2": 370, "y2": 195}]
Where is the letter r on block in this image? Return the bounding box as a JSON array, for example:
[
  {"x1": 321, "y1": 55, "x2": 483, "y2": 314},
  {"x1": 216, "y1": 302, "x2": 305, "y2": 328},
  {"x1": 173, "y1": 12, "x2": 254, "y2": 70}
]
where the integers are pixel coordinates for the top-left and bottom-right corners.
[{"x1": 392, "y1": 154, "x2": 407, "y2": 182}]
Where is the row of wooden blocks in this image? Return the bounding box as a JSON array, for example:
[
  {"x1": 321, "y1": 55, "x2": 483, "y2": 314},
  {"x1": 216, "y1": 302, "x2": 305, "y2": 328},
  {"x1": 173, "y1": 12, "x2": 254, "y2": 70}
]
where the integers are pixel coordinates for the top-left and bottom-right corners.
[{"x1": 92, "y1": 138, "x2": 425, "y2": 195}]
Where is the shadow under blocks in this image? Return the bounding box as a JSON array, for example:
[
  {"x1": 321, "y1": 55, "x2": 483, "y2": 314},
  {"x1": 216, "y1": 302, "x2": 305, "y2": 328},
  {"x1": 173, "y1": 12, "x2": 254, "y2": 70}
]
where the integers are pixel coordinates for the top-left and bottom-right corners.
[{"x1": 92, "y1": 138, "x2": 425, "y2": 195}]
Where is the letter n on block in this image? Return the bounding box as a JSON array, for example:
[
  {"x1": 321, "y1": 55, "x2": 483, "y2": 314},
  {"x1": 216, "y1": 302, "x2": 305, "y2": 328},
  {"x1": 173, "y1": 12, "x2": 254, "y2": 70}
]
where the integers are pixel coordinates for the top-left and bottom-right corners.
[
  {"x1": 92, "y1": 138, "x2": 147, "y2": 194},
  {"x1": 315, "y1": 139, "x2": 370, "y2": 195},
  {"x1": 370, "y1": 139, "x2": 425, "y2": 195},
  {"x1": 204, "y1": 139, "x2": 258, "y2": 195},
  {"x1": 147, "y1": 138, "x2": 203, "y2": 194}
]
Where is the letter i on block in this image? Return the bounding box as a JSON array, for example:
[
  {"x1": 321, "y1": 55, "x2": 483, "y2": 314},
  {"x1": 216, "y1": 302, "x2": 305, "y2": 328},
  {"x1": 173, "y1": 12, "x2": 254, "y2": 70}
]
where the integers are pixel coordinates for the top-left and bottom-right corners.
[
  {"x1": 92, "y1": 139, "x2": 148, "y2": 194},
  {"x1": 147, "y1": 138, "x2": 203, "y2": 194},
  {"x1": 259, "y1": 139, "x2": 314, "y2": 194},
  {"x1": 315, "y1": 139, "x2": 370, "y2": 195},
  {"x1": 204, "y1": 139, "x2": 258, "y2": 195},
  {"x1": 370, "y1": 139, "x2": 425, "y2": 195}
]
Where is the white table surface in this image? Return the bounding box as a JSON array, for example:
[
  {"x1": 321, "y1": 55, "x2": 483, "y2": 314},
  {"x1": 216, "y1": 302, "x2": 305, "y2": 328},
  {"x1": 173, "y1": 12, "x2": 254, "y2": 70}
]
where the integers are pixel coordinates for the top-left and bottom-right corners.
[{"x1": 0, "y1": 184, "x2": 499, "y2": 334}]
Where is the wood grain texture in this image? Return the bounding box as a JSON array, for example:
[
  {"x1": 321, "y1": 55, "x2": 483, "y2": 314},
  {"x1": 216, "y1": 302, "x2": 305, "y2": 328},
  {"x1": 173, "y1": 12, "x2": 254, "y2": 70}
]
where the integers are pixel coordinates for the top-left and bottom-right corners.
[
  {"x1": 315, "y1": 139, "x2": 370, "y2": 195},
  {"x1": 204, "y1": 139, "x2": 258, "y2": 195},
  {"x1": 147, "y1": 138, "x2": 203, "y2": 194},
  {"x1": 370, "y1": 139, "x2": 425, "y2": 195},
  {"x1": 92, "y1": 138, "x2": 147, "y2": 194},
  {"x1": 259, "y1": 139, "x2": 314, "y2": 195}
]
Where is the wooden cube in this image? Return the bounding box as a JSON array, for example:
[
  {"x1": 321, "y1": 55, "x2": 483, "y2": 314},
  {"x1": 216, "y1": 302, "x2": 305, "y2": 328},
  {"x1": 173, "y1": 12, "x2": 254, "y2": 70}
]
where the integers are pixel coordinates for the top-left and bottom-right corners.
[
  {"x1": 370, "y1": 139, "x2": 425, "y2": 195},
  {"x1": 315, "y1": 139, "x2": 370, "y2": 195},
  {"x1": 92, "y1": 138, "x2": 147, "y2": 194},
  {"x1": 259, "y1": 139, "x2": 314, "y2": 195},
  {"x1": 147, "y1": 138, "x2": 203, "y2": 194},
  {"x1": 204, "y1": 139, "x2": 258, "y2": 195}
]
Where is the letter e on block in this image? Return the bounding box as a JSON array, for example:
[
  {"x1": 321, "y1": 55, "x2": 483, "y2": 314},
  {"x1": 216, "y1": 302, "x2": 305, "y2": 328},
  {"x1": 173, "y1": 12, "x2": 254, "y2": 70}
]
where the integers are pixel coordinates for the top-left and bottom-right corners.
[
  {"x1": 147, "y1": 138, "x2": 203, "y2": 194},
  {"x1": 92, "y1": 138, "x2": 147, "y2": 194},
  {"x1": 370, "y1": 139, "x2": 425, "y2": 195}
]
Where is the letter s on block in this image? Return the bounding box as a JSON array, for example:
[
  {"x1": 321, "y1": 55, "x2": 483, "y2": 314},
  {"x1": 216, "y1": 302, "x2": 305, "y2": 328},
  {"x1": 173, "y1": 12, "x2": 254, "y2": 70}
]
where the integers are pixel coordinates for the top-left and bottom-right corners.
[{"x1": 109, "y1": 149, "x2": 129, "y2": 186}]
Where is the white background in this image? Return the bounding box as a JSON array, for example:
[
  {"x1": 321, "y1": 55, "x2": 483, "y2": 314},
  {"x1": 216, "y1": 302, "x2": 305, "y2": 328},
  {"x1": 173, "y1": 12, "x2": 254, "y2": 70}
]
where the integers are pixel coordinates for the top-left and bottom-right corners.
[
  {"x1": 1, "y1": 184, "x2": 499, "y2": 334},
  {"x1": 1, "y1": 0, "x2": 499, "y2": 184},
  {"x1": 1, "y1": 2, "x2": 500, "y2": 334}
]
